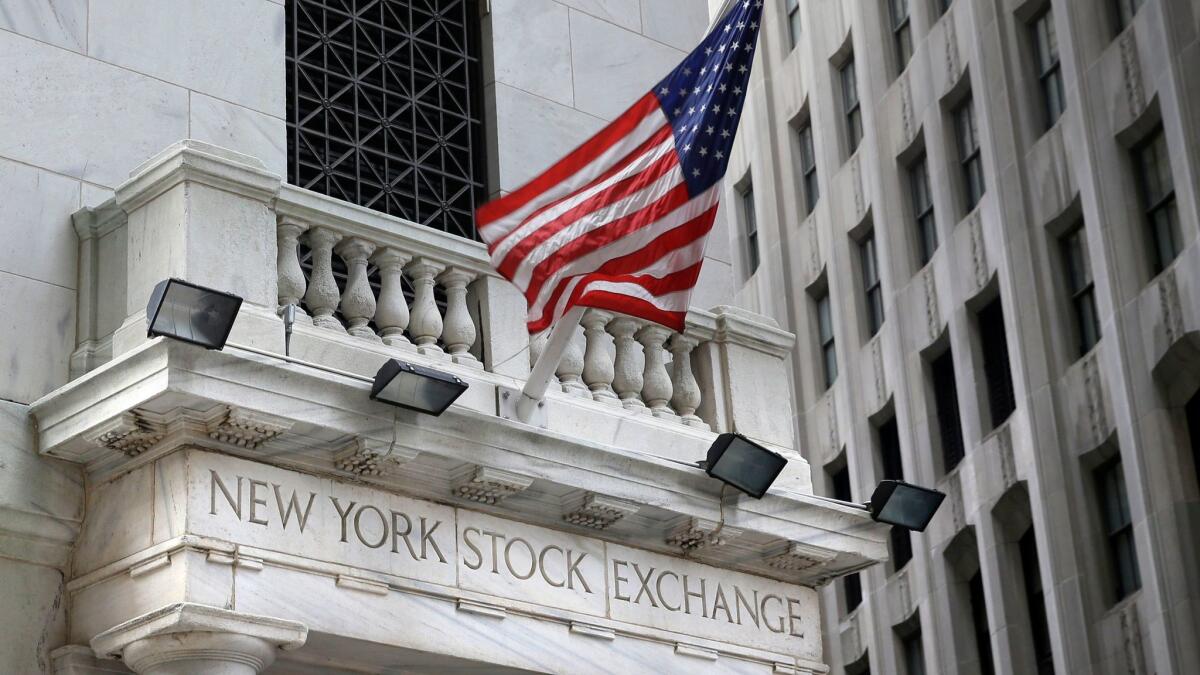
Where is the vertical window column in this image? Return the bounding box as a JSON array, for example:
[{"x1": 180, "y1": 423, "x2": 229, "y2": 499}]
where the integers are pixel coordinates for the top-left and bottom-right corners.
[
  {"x1": 1095, "y1": 458, "x2": 1141, "y2": 601},
  {"x1": 932, "y1": 350, "x2": 965, "y2": 471},
  {"x1": 889, "y1": 0, "x2": 913, "y2": 76},
  {"x1": 910, "y1": 155, "x2": 937, "y2": 265},
  {"x1": 978, "y1": 298, "x2": 1016, "y2": 429},
  {"x1": 1019, "y1": 529, "x2": 1056, "y2": 675},
  {"x1": 968, "y1": 572, "x2": 996, "y2": 675},
  {"x1": 841, "y1": 57, "x2": 863, "y2": 154},
  {"x1": 786, "y1": 0, "x2": 802, "y2": 49},
  {"x1": 830, "y1": 463, "x2": 862, "y2": 612},
  {"x1": 798, "y1": 122, "x2": 820, "y2": 214},
  {"x1": 817, "y1": 292, "x2": 838, "y2": 389},
  {"x1": 742, "y1": 184, "x2": 760, "y2": 275},
  {"x1": 860, "y1": 231, "x2": 885, "y2": 337},
  {"x1": 954, "y1": 97, "x2": 985, "y2": 213},
  {"x1": 1060, "y1": 225, "x2": 1100, "y2": 356},
  {"x1": 1114, "y1": 0, "x2": 1145, "y2": 32},
  {"x1": 1134, "y1": 127, "x2": 1180, "y2": 274},
  {"x1": 901, "y1": 626, "x2": 926, "y2": 675},
  {"x1": 1031, "y1": 9, "x2": 1065, "y2": 130},
  {"x1": 879, "y1": 419, "x2": 913, "y2": 569}
]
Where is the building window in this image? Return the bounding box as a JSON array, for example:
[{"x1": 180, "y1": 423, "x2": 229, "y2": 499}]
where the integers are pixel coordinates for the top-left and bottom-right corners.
[
  {"x1": 285, "y1": 0, "x2": 487, "y2": 240},
  {"x1": 954, "y1": 97, "x2": 985, "y2": 213},
  {"x1": 1114, "y1": 0, "x2": 1144, "y2": 33},
  {"x1": 969, "y1": 573, "x2": 996, "y2": 675},
  {"x1": 798, "y1": 122, "x2": 820, "y2": 214},
  {"x1": 742, "y1": 184, "x2": 760, "y2": 275},
  {"x1": 1031, "y1": 8, "x2": 1065, "y2": 130},
  {"x1": 1133, "y1": 127, "x2": 1180, "y2": 274},
  {"x1": 830, "y1": 463, "x2": 862, "y2": 612},
  {"x1": 1095, "y1": 458, "x2": 1141, "y2": 601},
  {"x1": 932, "y1": 350, "x2": 965, "y2": 471},
  {"x1": 910, "y1": 155, "x2": 937, "y2": 266},
  {"x1": 845, "y1": 572, "x2": 864, "y2": 612},
  {"x1": 817, "y1": 292, "x2": 838, "y2": 389},
  {"x1": 879, "y1": 419, "x2": 913, "y2": 569},
  {"x1": 786, "y1": 0, "x2": 802, "y2": 49},
  {"x1": 841, "y1": 57, "x2": 863, "y2": 154},
  {"x1": 1187, "y1": 391, "x2": 1200, "y2": 494},
  {"x1": 901, "y1": 627, "x2": 926, "y2": 675},
  {"x1": 860, "y1": 231, "x2": 885, "y2": 337},
  {"x1": 936, "y1": 0, "x2": 953, "y2": 16},
  {"x1": 1019, "y1": 529, "x2": 1055, "y2": 675},
  {"x1": 1060, "y1": 225, "x2": 1101, "y2": 357},
  {"x1": 889, "y1": 0, "x2": 913, "y2": 76},
  {"x1": 978, "y1": 298, "x2": 1016, "y2": 429}
]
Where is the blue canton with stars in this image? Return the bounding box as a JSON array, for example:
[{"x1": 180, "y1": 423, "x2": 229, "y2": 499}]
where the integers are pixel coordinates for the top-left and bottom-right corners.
[{"x1": 654, "y1": 0, "x2": 764, "y2": 197}]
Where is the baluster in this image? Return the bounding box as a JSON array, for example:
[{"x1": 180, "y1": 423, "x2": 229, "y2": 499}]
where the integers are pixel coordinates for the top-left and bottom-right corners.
[
  {"x1": 581, "y1": 310, "x2": 619, "y2": 404},
  {"x1": 669, "y1": 334, "x2": 706, "y2": 427},
  {"x1": 636, "y1": 325, "x2": 674, "y2": 417},
  {"x1": 439, "y1": 267, "x2": 480, "y2": 367},
  {"x1": 610, "y1": 316, "x2": 646, "y2": 411},
  {"x1": 303, "y1": 227, "x2": 344, "y2": 332},
  {"x1": 371, "y1": 247, "x2": 412, "y2": 347},
  {"x1": 406, "y1": 257, "x2": 445, "y2": 354},
  {"x1": 276, "y1": 218, "x2": 310, "y2": 322},
  {"x1": 557, "y1": 324, "x2": 588, "y2": 396},
  {"x1": 335, "y1": 237, "x2": 379, "y2": 340}
]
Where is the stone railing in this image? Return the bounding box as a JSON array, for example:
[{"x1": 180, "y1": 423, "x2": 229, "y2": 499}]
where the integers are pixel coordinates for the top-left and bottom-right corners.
[{"x1": 275, "y1": 184, "x2": 493, "y2": 367}]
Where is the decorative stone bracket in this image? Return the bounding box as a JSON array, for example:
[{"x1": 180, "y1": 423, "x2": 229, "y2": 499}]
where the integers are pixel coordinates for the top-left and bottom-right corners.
[
  {"x1": 666, "y1": 517, "x2": 744, "y2": 553},
  {"x1": 333, "y1": 437, "x2": 420, "y2": 477},
  {"x1": 85, "y1": 412, "x2": 167, "y2": 457},
  {"x1": 452, "y1": 466, "x2": 533, "y2": 505},
  {"x1": 563, "y1": 493, "x2": 640, "y2": 530},
  {"x1": 90, "y1": 603, "x2": 307, "y2": 675}
]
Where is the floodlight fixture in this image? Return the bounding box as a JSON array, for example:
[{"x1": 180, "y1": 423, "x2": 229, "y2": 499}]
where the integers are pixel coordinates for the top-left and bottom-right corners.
[
  {"x1": 865, "y1": 480, "x2": 946, "y2": 531},
  {"x1": 370, "y1": 359, "x2": 468, "y2": 416},
  {"x1": 146, "y1": 278, "x2": 243, "y2": 350},
  {"x1": 699, "y1": 432, "x2": 788, "y2": 499}
]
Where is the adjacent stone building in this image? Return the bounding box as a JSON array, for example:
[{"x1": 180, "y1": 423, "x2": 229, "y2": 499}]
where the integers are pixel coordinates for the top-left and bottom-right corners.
[
  {"x1": 0, "y1": 1, "x2": 888, "y2": 674},
  {"x1": 721, "y1": 0, "x2": 1200, "y2": 673}
]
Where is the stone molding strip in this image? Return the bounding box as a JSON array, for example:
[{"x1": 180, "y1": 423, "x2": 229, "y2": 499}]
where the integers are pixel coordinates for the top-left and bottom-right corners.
[{"x1": 90, "y1": 603, "x2": 308, "y2": 660}]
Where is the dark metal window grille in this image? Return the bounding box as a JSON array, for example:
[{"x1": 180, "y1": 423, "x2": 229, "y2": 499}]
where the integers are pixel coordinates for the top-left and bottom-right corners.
[
  {"x1": 1031, "y1": 9, "x2": 1065, "y2": 131},
  {"x1": 1134, "y1": 127, "x2": 1180, "y2": 274},
  {"x1": 932, "y1": 349, "x2": 964, "y2": 471},
  {"x1": 954, "y1": 97, "x2": 985, "y2": 213},
  {"x1": 286, "y1": 0, "x2": 487, "y2": 240},
  {"x1": 798, "y1": 122, "x2": 819, "y2": 214},
  {"x1": 910, "y1": 155, "x2": 937, "y2": 266},
  {"x1": 1060, "y1": 224, "x2": 1100, "y2": 357}
]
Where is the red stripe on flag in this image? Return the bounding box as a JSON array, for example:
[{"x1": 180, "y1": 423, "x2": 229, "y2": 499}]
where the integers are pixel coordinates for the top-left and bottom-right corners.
[
  {"x1": 527, "y1": 204, "x2": 718, "y2": 330},
  {"x1": 496, "y1": 150, "x2": 681, "y2": 279},
  {"x1": 528, "y1": 264, "x2": 704, "y2": 334},
  {"x1": 476, "y1": 93, "x2": 662, "y2": 229}
]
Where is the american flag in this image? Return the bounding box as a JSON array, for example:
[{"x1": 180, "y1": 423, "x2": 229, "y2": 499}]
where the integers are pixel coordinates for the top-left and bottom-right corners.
[{"x1": 476, "y1": 0, "x2": 763, "y2": 335}]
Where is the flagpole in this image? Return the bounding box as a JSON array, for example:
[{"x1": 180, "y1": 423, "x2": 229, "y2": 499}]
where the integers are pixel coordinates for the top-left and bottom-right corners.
[{"x1": 516, "y1": 305, "x2": 586, "y2": 423}]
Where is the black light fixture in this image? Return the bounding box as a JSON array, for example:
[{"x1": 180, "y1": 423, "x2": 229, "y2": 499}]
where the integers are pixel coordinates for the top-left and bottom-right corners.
[
  {"x1": 146, "y1": 279, "x2": 243, "y2": 350},
  {"x1": 699, "y1": 432, "x2": 788, "y2": 499},
  {"x1": 370, "y1": 359, "x2": 468, "y2": 416},
  {"x1": 865, "y1": 480, "x2": 946, "y2": 531}
]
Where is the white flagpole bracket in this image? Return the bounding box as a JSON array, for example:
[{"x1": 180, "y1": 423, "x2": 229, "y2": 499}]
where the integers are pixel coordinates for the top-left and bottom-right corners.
[{"x1": 498, "y1": 307, "x2": 585, "y2": 428}]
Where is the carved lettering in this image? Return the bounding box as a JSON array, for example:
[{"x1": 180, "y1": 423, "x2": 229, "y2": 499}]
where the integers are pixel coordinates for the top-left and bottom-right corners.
[
  {"x1": 353, "y1": 504, "x2": 387, "y2": 549},
  {"x1": 273, "y1": 483, "x2": 316, "y2": 532},
  {"x1": 539, "y1": 546, "x2": 565, "y2": 587},
  {"x1": 657, "y1": 570, "x2": 681, "y2": 612},
  {"x1": 210, "y1": 471, "x2": 242, "y2": 518},
  {"x1": 787, "y1": 597, "x2": 805, "y2": 637},
  {"x1": 711, "y1": 583, "x2": 733, "y2": 623},
  {"x1": 505, "y1": 537, "x2": 537, "y2": 580},
  {"x1": 613, "y1": 560, "x2": 631, "y2": 601},
  {"x1": 683, "y1": 575, "x2": 707, "y2": 618},
  {"x1": 248, "y1": 479, "x2": 269, "y2": 526},
  {"x1": 632, "y1": 563, "x2": 658, "y2": 607},
  {"x1": 567, "y1": 550, "x2": 592, "y2": 594},
  {"x1": 761, "y1": 594, "x2": 786, "y2": 634},
  {"x1": 419, "y1": 517, "x2": 446, "y2": 563},
  {"x1": 462, "y1": 527, "x2": 484, "y2": 570},
  {"x1": 391, "y1": 511, "x2": 417, "y2": 557},
  {"x1": 735, "y1": 586, "x2": 760, "y2": 627},
  {"x1": 330, "y1": 497, "x2": 355, "y2": 543}
]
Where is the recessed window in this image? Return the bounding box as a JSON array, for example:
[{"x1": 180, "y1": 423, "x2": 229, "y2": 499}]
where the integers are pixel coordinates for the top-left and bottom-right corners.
[
  {"x1": 1133, "y1": 127, "x2": 1180, "y2": 275},
  {"x1": 1019, "y1": 529, "x2": 1055, "y2": 675},
  {"x1": 860, "y1": 231, "x2": 885, "y2": 337},
  {"x1": 878, "y1": 419, "x2": 913, "y2": 570},
  {"x1": 1114, "y1": 0, "x2": 1144, "y2": 33},
  {"x1": 901, "y1": 626, "x2": 927, "y2": 675},
  {"x1": 798, "y1": 122, "x2": 820, "y2": 215},
  {"x1": 1095, "y1": 458, "x2": 1141, "y2": 601},
  {"x1": 1031, "y1": 8, "x2": 1065, "y2": 131},
  {"x1": 841, "y1": 56, "x2": 863, "y2": 154},
  {"x1": 285, "y1": 0, "x2": 487, "y2": 239},
  {"x1": 910, "y1": 154, "x2": 937, "y2": 266},
  {"x1": 845, "y1": 572, "x2": 863, "y2": 612},
  {"x1": 742, "y1": 184, "x2": 760, "y2": 275},
  {"x1": 889, "y1": 0, "x2": 913, "y2": 76},
  {"x1": 816, "y1": 291, "x2": 838, "y2": 389},
  {"x1": 932, "y1": 350, "x2": 965, "y2": 471},
  {"x1": 936, "y1": 0, "x2": 953, "y2": 17},
  {"x1": 1186, "y1": 390, "x2": 1200, "y2": 494},
  {"x1": 829, "y1": 461, "x2": 863, "y2": 613},
  {"x1": 978, "y1": 298, "x2": 1016, "y2": 429},
  {"x1": 1060, "y1": 224, "x2": 1101, "y2": 357},
  {"x1": 969, "y1": 573, "x2": 996, "y2": 675},
  {"x1": 954, "y1": 97, "x2": 985, "y2": 213},
  {"x1": 786, "y1": 0, "x2": 802, "y2": 49}
]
